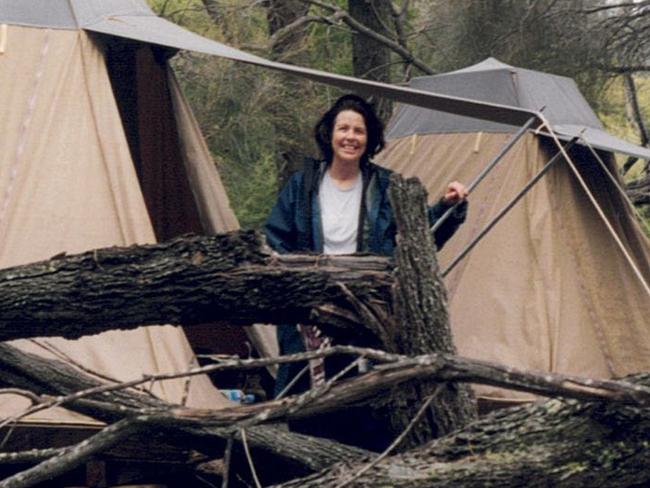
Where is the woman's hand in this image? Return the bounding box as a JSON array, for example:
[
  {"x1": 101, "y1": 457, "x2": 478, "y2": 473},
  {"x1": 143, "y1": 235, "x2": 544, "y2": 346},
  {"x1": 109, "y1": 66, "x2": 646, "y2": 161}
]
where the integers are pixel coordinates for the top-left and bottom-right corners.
[{"x1": 442, "y1": 181, "x2": 468, "y2": 206}]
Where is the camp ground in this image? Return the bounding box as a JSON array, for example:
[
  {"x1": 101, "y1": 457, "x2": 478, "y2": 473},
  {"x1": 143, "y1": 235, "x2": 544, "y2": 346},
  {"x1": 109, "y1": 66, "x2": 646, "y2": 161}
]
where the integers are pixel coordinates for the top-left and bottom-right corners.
[
  {"x1": 1, "y1": 0, "x2": 650, "y2": 485},
  {"x1": 378, "y1": 57, "x2": 650, "y2": 403}
]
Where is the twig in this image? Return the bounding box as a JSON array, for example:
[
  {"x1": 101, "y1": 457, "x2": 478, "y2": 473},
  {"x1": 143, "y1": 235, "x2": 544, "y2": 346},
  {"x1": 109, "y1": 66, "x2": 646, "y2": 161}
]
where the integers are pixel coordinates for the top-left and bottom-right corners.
[
  {"x1": 335, "y1": 384, "x2": 444, "y2": 488},
  {"x1": 221, "y1": 436, "x2": 234, "y2": 488},
  {"x1": 0, "y1": 416, "x2": 146, "y2": 488},
  {"x1": 240, "y1": 429, "x2": 262, "y2": 488},
  {"x1": 276, "y1": 365, "x2": 310, "y2": 399}
]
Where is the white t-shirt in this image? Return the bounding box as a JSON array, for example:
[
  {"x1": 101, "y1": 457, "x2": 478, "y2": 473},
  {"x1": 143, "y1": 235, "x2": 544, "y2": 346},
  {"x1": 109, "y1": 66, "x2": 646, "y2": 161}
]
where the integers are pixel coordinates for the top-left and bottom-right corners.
[{"x1": 319, "y1": 170, "x2": 363, "y2": 255}]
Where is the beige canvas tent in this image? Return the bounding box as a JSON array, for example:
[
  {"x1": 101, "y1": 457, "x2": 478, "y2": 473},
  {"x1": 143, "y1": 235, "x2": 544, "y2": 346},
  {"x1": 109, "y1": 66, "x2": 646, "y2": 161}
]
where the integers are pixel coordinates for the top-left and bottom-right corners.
[
  {"x1": 378, "y1": 58, "x2": 650, "y2": 402},
  {"x1": 0, "y1": 15, "x2": 244, "y2": 423}
]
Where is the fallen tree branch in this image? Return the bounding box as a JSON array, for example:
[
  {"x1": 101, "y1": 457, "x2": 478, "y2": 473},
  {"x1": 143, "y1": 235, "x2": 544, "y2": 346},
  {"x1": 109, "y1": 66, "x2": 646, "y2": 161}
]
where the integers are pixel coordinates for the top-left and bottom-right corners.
[
  {"x1": 0, "y1": 343, "x2": 371, "y2": 476},
  {"x1": 384, "y1": 174, "x2": 476, "y2": 448},
  {"x1": 272, "y1": 383, "x2": 650, "y2": 487},
  {"x1": 0, "y1": 231, "x2": 392, "y2": 342},
  {"x1": 5, "y1": 341, "x2": 650, "y2": 440}
]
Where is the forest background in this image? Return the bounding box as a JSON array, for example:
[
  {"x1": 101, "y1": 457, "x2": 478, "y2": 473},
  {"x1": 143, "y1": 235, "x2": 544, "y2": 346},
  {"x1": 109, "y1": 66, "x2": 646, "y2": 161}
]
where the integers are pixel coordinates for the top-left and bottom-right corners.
[{"x1": 147, "y1": 0, "x2": 650, "y2": 230}]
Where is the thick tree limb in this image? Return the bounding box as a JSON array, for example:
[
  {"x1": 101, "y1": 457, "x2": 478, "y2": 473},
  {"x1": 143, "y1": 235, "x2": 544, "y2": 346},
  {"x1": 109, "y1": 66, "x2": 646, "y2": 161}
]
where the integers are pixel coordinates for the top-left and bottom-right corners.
[
  {"x1": 0, "y1": 231, "x2": 391, "y2": 342},
  {"x1": 272, "y1": 384, "x2": 650, "y2": 487},
  {"x1": 0, "y1": 417, "x2": 146, "y2": 488},
  {"x1": 621, "y1": 72, "x2": 650, "y2": 175},
  {"x1": 5, "y1": 335, "x2": 650, "y2": 484}
]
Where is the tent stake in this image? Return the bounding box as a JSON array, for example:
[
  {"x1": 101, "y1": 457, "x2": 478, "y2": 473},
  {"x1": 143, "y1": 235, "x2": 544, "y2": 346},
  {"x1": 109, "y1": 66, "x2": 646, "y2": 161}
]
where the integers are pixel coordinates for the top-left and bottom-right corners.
[
  {"x1": 442, "y1": 137, "x2": 578, "y2": 278},
  {"x1": 431, "y1": 115, "x2": 539, "y2": 234}
]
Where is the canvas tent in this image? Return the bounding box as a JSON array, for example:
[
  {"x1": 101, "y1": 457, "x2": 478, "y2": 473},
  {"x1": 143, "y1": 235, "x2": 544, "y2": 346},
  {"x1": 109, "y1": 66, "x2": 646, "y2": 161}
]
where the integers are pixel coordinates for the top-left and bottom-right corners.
[
  {"x1": 0, "y1": 9, "x2": 246, "y2": 423},
  {"x1": 378, "y1": 58, "x2": 650, "y2": 402}
]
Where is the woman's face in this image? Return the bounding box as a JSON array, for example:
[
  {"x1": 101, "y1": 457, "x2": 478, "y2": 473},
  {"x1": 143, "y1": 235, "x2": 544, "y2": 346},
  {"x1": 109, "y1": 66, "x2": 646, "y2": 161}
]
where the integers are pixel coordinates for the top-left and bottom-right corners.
[{"x1": 330, "y1": 110, "x2": 368, "y2": 166}]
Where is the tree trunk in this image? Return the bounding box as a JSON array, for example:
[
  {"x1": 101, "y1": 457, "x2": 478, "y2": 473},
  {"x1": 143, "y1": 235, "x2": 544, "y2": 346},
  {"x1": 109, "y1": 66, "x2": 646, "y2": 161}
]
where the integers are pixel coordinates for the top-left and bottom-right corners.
[
  {"x1": 348, "y1": 0, "x2": 394, "y2": 122},
  {"x1": 266, "y1": 0, "x2": 313, "y2": 183},
  {"x1": 0, "y1": 231, "x2": 391, "y2": 342},
  {"x1": 621, "y1": 72, "x2": 650, "y2": 176},
  {"x1": 380, "y1": 175, "x2": 477, "y2": 450}
]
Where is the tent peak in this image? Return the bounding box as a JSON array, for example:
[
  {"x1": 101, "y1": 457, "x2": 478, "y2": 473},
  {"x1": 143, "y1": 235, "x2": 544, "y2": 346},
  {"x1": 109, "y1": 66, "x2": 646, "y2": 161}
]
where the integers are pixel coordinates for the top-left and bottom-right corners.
[{"x1": 447, "y1": 57, "x2": 516, "y2": 75}]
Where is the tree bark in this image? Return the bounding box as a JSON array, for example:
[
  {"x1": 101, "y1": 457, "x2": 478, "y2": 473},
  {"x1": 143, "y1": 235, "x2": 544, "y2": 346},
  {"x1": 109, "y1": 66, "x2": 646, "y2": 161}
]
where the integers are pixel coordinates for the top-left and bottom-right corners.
[
  {"x1": 380, "y1": 175, "x2": 477, "y2": 450},
  {"x1": 5, "y1": 323, "x2": 650, "y2": 485},
  {"x1": 0, "y1": 231, "x2": 391, "y2": 342},
  {"x1": 272, "y1": 385, "x2": 650, "y2": 487},
  {"x1": 621, "y1": 72, "x2": 650, "y2": 176}
]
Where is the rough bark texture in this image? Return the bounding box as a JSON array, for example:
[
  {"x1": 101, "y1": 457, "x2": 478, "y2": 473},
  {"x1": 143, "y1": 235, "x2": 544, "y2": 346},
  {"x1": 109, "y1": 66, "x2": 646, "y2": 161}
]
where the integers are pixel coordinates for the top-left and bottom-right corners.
[
  {"x1": 273, "y1": 375, "x2": 650, "y2": 487},
  {"x1": 0, "y1": 231, "x2": 391, "y2": 342},
  {"x1": 6, "y1": 337, "x2": 650, "y2": 486},
  {"x1": 382, "y1": 175, "x2": 477, "y2": 450}
]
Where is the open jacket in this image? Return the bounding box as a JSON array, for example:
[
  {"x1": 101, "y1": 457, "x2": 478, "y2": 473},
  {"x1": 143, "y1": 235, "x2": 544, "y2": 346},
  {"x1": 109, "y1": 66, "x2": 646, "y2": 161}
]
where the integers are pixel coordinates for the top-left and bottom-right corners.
[
  {"x1": 264, "y1": 159, "x2": 468, "y2": 402},
  {"x1": 264, "y1": 159, "x2": 467, "y2": 256}
]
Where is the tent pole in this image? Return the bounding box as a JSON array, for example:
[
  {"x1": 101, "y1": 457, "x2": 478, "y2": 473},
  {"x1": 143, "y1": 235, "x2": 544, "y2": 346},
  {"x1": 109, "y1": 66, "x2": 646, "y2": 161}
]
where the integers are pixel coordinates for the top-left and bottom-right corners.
[
  {"x1": 541, "y1": 121, "x2": 650, "y2": 299},
  {"x1": 441, "y1": 137, "x2": 578, "y2": 278},
  {"x1": 431, "y1": 115, "x2": 539, "y2": 234}
]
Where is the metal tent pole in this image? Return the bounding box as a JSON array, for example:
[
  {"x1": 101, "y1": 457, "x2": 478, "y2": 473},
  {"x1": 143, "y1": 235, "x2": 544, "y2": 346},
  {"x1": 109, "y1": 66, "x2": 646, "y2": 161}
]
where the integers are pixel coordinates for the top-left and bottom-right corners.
[
  {"x1": 441, "y1": 137, "x2": 579, "y2": 278},
  {"x1": 431, "y1": 115, "x2": 539, "y2": 234}
]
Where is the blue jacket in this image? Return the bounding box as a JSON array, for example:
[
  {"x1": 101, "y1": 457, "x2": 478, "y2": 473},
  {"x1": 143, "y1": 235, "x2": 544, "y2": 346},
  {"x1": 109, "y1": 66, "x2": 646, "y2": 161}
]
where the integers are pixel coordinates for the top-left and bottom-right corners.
[{"x1": 264, "y1": 160, "x2": 467, "y2": 256}]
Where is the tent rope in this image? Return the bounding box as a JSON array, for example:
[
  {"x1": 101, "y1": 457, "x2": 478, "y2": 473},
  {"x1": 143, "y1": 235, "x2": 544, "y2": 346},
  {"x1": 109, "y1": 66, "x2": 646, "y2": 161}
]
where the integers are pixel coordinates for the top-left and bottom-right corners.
[
  {"x1": 538, "y1": 115, "x2": 650, "y2": 299},
  {"x1": 582, "y1": 140, "x2": 650, "y2": 236}
]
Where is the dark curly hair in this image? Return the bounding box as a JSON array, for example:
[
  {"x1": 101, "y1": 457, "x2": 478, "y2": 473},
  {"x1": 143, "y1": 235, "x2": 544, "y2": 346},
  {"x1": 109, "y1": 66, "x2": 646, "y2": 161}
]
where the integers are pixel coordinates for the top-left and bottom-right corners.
[{"x1": 314, "y1": 94, "x2": 385, "y2": 165}]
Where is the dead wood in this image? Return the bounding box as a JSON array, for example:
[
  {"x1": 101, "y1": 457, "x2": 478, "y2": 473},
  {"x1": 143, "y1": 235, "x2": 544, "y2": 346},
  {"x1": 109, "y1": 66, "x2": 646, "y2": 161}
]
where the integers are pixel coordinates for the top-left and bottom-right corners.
[
  {"x1": 272, "y1": 374, "x2": 650, "y2": 487},
  {"x1": 380, "y1": 174, "x2": 477, "y2": 450},
  {"x1": 4, "y1": 337, "x2": 650, "y2": 486},
  {"x1": 0, "y1": 342, "x2": 370, "y2": 479},
  {"x1": 0, "y1": 231, "x2": 391, "y2": 342}
]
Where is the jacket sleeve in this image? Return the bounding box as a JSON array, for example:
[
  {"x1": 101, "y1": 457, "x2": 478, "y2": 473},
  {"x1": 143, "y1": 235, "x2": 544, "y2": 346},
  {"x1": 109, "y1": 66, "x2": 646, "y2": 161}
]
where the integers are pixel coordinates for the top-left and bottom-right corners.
[
  {"x1": 428, "y1": 199, "x2": 468, "y2": 250},
  {"x1": 263, "y1": 173, "x2": 302, "y2": 254}
]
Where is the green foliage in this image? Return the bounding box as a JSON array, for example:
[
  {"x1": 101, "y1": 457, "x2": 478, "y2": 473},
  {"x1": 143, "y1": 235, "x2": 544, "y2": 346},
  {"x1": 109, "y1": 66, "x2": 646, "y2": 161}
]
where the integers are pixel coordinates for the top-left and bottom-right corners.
[{"x1": 224, "y1": 152, "x2": 279, "y2": 229}]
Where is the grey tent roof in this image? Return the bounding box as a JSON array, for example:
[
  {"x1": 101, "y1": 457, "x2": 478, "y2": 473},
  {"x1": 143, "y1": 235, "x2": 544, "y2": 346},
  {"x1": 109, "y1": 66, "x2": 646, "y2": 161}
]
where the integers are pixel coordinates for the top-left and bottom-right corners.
[
  {"x1": 0, "y1": 0, "x2": 540, "y2": 128},
  {"x1": 387, "y1": 58, "x2": 650, "y2": 160}
]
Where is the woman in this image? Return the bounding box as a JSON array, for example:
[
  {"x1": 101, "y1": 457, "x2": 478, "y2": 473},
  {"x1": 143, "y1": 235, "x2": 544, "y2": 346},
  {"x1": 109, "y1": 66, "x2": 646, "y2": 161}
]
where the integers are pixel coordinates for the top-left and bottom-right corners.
[{"x1": 264, "y1": 94, "x2": 467, "y2": 427}]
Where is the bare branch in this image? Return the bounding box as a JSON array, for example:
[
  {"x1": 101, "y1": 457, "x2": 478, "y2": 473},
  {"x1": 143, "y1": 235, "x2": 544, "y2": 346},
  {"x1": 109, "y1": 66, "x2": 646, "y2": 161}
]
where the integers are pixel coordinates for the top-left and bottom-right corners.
[
  {"x1": 301, "y1": 0, "x2": 435, "y2": 75},
  {"x1": 0, "y1": 417, "x2": 146, "y2": 488}
]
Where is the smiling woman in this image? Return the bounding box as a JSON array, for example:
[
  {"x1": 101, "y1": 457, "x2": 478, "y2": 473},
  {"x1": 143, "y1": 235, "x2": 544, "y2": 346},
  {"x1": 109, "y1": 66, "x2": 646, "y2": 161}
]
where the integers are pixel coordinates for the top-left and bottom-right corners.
[{"x1": 263, "y1": 94, "x2": 469, "y2": 449}]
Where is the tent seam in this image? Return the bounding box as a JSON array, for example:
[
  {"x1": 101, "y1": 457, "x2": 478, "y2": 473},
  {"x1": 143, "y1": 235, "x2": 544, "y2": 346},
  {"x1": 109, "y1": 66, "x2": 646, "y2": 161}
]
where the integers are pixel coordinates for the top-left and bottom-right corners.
[{"x1": 0, "y1": 28, "x2": 50, "y2": 234}]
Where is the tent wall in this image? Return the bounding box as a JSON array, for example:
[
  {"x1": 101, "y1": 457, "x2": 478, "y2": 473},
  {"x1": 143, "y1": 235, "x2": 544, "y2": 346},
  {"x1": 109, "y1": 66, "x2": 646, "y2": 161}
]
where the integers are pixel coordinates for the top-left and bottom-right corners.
[
  {"x1": 103, "y1": 37, "x2": 276, "y2": 359},
  {"x1": 377, "y1": 132, "x2": 650, "y2": 401},
  {"x1": 106, "y1": 41, "x2": 204, "y2": 241},
  {"x1": 0, "y1": 26, "x2": 232, "y2": 422}
]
